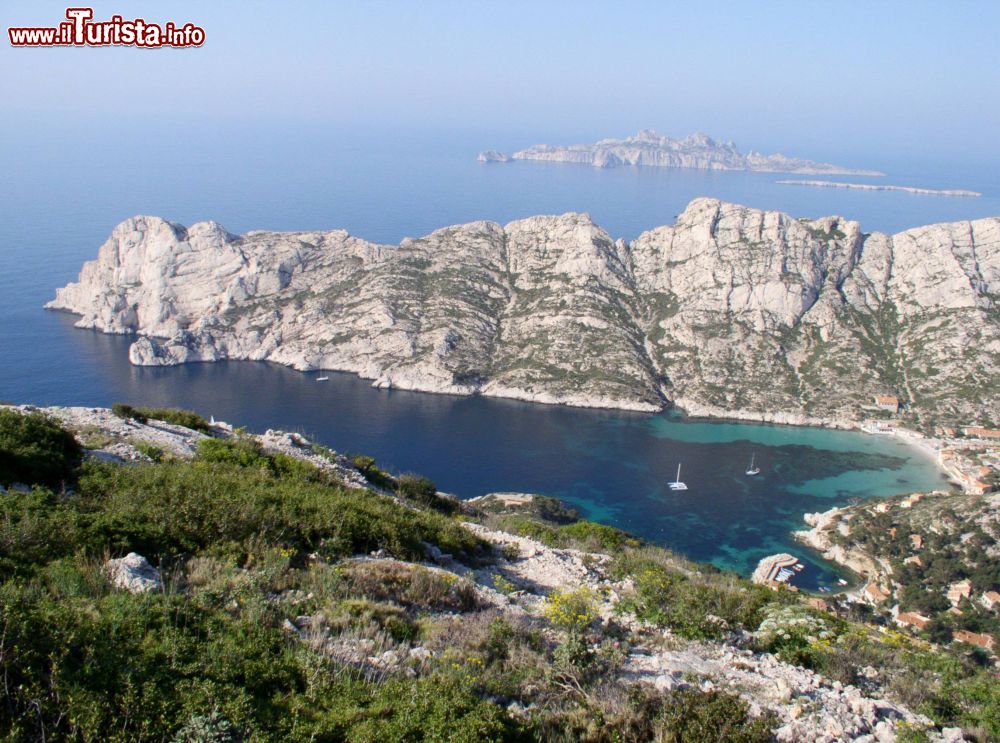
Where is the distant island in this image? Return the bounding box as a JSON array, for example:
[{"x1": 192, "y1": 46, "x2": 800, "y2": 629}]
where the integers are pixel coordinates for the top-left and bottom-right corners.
[
  {"x1": 479, "y1": 129, "x2": 884, "y2": 175},
  {"x1": 778, "y1": 180, "x2": 981, "y2": 197}
]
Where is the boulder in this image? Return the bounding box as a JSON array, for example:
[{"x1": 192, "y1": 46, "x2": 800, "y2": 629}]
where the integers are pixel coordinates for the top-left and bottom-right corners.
[{"x1": 105, "y1": 552, "x2": 162, "y2": 594}]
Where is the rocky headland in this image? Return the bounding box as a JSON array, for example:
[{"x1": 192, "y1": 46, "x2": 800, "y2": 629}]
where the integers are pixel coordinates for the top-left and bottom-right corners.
[
  {"x1": 49, "y1": 198, "x2": 1000, "y2": 429},
  {"x1": 482, "y1": 130, "x2": 884, "y2": 175}
]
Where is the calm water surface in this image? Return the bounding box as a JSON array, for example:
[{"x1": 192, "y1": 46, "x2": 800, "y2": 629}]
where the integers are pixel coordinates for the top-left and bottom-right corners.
[{"x1": 0, "y1": 121, "x2": 979, "y2": 586}]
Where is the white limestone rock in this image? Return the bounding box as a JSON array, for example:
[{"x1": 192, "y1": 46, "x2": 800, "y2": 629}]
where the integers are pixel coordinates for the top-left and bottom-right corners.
[
  {"x1": 505, "y1": 129, "x2": 884, "y2": 175},
  {"x1": 105, "y1": 552, "x2": 162, "y2": 594},
  {"x1": 477, "y1": 150, "x2": 510, "y2": 162},
  {"x1": 49, "y1": 198, "x2": 999, "y2": 426}
]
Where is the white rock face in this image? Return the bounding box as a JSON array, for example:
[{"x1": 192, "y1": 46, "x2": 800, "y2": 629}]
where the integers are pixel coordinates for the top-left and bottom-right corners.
[
  {"x1": 506, "y1": 129, "x2": 884, "y2": 175},
  {"x1": 48, "y1": 198, "x2": 999, "y2": 425},
  {"x1": 477, "y1": 150, "x2": 510, "y2": 162},
  {"x1": 105, "y1": 552, "x2": 162, "y2": 594}
]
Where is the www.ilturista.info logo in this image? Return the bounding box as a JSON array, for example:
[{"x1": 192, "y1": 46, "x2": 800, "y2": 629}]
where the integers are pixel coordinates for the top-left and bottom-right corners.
[{"x1": 9, "y1": 7, "x2": 205, "y2": 48}]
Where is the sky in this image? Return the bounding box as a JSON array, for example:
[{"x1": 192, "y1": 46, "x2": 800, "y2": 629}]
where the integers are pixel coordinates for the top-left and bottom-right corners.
[{"x1": 2, "y1": 1, "x2": 1000, "y2": 165}]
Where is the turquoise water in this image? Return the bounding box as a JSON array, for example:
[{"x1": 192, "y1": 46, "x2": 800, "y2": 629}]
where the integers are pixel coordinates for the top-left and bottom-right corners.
[
  {"x1": 0, "y1": 121, "x2": 975, "y2": 587},
  {"x1": 4, "y1": 319, "x2": 948, "y2": 589}
]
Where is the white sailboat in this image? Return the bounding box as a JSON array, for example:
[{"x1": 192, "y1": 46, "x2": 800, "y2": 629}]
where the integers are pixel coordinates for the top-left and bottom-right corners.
[
  {"x1": 668, "y1": 463, "x2": 688, "y2": 491},
  {"x1": 316, "y1": 376, "x2": 330, "y2": 382},
  {"x1": 745, "y1": 452, "x2": 760, "y2": 476}
]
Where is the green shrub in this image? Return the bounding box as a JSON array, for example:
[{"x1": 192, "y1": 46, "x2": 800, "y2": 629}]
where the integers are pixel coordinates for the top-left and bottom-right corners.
[
  {"x1": 172, "y1": 710, "x2": 243, "y2": 743},
  {"x1": 131, "y1": 440, "x2": 166, "y2": 462},
  {"x1": 754, "y1": 604, "x2": 839, "y2": 666},
  {"x1": 347, "y1": 453, "x2": 395, "y2": 490},
  {"x1": 655, "y1": 689, "x2": 776, "y2": 743},
  {"x1": 137, "y1": 406, "x2": 212, "y2": 432},
  {"x1": 557, "y1": 520, "x2": 641, "y2": 551},
  {"x1": 329, "y1": 673, "x2": 515, "y2": 742},
  {"x1": 111, "y1": 402, "x2": 147, "y2": 423},
  {"x1": 198, "y1": 437, "x2": 270, "y2": 468},
  {"x1": 396, "y1": 474, "x2": 458, "y2": 515},
  {"x1": 77, "y1": 459, "x2": 482, "y2": 562},
  {"x1": 0, "y1": 409, "x2": 80, "y2": 487},
  {"x1": 487, "y1": 512, "x2": 639, "y2": 553},
  {"x1": 0, "y1": 487, "x2": 80, "y2": 576},
  {"x1": 612, "y1": 552, "x2": 778, "y2": 639}
]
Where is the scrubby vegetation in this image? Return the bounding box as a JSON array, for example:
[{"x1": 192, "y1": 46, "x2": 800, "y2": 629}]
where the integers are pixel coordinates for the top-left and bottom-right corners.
[
  {"x1": 112, "y1": 403, "x2": 212, "y2": 432},
  {"x1": 0, "y1": 409, "x2": 80, "y2": 487},
  {"x1": 610, "y1": 548, "x2": 788, "y2": 640},
  {"x1": 0, "y1": 410, "x2": 785, "y2": 742},
  {"x1": 476, "y1": 494, "x2": 642, "y2": 552}
]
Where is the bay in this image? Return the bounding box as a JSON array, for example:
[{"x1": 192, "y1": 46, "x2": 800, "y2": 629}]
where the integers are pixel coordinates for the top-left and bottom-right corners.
[{"x1": 0, "y1": 120, "x2": 977, "y2": 587}]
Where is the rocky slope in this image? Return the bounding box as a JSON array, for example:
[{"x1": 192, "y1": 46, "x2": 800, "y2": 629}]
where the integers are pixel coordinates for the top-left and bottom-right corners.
[
  {"x1": 1, "y1": 404, "x2": 969, "y2": 742},
  {"x1": 49, "y1": 198, "x2": 1000, "y2": 427},
  {"x1": 485, "y1": 130, "x2": 883, "y2": 175}
]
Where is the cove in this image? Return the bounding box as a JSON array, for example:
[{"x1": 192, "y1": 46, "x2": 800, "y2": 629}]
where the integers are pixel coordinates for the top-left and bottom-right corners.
[{"x1": 8, "y1": 313, "x2": 950, "y2": 590}]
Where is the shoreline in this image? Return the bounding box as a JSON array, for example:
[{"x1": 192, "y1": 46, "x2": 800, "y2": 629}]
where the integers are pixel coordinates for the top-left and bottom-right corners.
[{"x1": 42, "y1": 309, "x2": 959, "y2": 486}]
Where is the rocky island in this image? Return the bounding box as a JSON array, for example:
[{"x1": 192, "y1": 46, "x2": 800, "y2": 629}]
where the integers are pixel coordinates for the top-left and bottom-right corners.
[
  {"x1": 50, "y1": 198, "x2": 999, "y2": 430},
  {"x1": 480, "y1": 130, "x2": 884, "y2": 175},
  {"x1": 778, "y1": 180, "x2": 982, "y2": 197}
]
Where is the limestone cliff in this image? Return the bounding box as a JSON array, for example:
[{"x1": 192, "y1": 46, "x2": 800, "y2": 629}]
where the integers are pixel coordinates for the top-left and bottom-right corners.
[
  {"x1": 48, "y1": 198, "x2": 999, "y2": 426},
  {"x1": 497, "y1": 130, "x2": 883, "y2": 175}
]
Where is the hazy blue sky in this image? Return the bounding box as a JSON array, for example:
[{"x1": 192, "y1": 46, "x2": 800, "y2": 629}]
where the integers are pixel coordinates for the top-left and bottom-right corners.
[{"x1": 3, "y1": 1, "x2": 999, "y2": 164}]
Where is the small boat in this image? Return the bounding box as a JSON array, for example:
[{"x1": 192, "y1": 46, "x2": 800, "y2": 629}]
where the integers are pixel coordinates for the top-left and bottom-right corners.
[
  {"x1": 793, "y1": 563, "x2": 804, "y2": 571},
  {"x1": 668, "y1": 463, "x2": 688, "y2": 491},
  {"x1": 316, "y1": 376, "x2": 330, "y2": 382},
  {"x1": 745, "y1": 452, "x2": 760, "y2": 476},
  {"x1": 837, "y1": 579, "x2": 848, "y2": 586}
]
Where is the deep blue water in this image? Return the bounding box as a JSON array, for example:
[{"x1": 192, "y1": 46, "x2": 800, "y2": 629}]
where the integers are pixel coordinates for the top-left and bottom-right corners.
[{"x1": 1, "y1": 120, "x2": 984, "y2": 587}]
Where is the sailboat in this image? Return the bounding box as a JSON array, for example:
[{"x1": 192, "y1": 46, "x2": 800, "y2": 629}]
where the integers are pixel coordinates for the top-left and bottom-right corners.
[
  {"x1": 668, "y1": 463, "x2": 688, "y2": 491},
  {"x1": 745, "y1": 452, "x2": 760, "y2": 476}
]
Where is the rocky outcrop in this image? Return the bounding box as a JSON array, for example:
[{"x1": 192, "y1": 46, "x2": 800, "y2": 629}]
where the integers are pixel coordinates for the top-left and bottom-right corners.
[
  {"x1": 105, "y1": 553, "x2": 162, "y2": 593},
  {"x1": 501, "y1": 130, "x2": 883, "y2": 175},
  {"x1": 794, "y1": 508, "x2": 885, "y2": 578},
  {"x1": 49, "y1": 198, "x2": 1000, "y2": 426},
  {"x1": 477, "y1": 150, "x2": 510, "y2": 162}
]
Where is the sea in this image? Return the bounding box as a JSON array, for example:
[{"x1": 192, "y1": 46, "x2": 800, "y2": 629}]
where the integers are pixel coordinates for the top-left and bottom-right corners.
[{"x1": 3, "y1": 119, "x2": 997, "y2": 588}]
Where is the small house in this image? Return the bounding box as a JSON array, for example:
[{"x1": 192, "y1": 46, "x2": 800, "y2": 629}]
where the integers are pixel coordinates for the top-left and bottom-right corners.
[
  {"x1": 980, "y1": 591, "x2": 1000, "y2": 612},
  {"x1": 947, "y1": 579, "x2": 973, "y2": 606},
  {"x1": 863, "y1": 582, "x2": 890, "y2": 605},
  {"x1": 895, "y1": 612, "x2": 931, "y2": 631},
  {"x1": 952, "y1": 630, "x2": 996, "y2": 652},
  {"x1": 874, "y1": 395, "x2": 900, "y2": 412}
]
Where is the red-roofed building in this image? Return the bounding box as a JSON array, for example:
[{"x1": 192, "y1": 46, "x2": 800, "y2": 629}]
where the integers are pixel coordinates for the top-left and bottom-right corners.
[
  {"x1": 953, "y1": 630, "x2": 996, "y2": 652},
  {"x1": 873, "y1": 395, "x2": 900, "y2": 412},
  {"x1": 895, "y1": 612, "x2": 931, "y2": 631}
]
